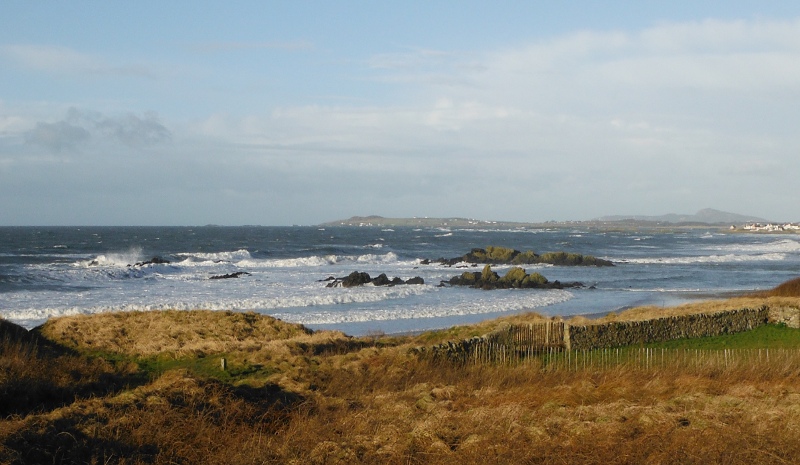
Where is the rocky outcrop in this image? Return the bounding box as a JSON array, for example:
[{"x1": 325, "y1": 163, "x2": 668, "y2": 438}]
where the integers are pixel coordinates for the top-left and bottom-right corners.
[
  {"x1": 445, "y1": 265, "x2": 583, "y2": 290},
  {"x1": 324, "y1": 271, "x2": 425, "y2": 288},
  {"x1": 131, "y1": 257, "x2": 171, "y2": 267},
  {"x1": 424, "y1": 246, "x2": 613, "y2": 267},
  {"x1": 209, "y1": 271, "x2": 251, "y2": 280}
]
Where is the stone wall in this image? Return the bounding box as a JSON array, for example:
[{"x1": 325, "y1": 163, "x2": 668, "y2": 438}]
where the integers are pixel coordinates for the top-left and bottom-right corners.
[
  {"x1": 567, "y1": 307, "x2": 770, "y2": 351},
  {"x1": 769, "y1": 306, "x2": 800, "y2": 328},
  {"x1": 415, "y1": 305, "x2": 794, "y2": 364}
]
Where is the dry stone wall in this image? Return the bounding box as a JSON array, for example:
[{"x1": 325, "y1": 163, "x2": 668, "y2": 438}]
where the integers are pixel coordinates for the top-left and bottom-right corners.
[
  {"x1": 769, "y1": 306, "x2": 800, "y2": 328},
  {"x1": 415, "y1": 306, "x2": 791, "y2": 364},
  {"x1": 567, "y1": 307, "x2": 770, "y2": 351}
]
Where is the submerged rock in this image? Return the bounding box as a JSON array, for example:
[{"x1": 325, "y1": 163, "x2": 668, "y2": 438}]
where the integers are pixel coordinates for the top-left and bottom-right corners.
[
  {"x1": 445, "y1": 265, "x2": 583, "y2": 290},
  {"x1": 326, "y1": 271, "x2": 425, "y2": 288},
  {"x1": 424, "y1": 246, "x2": 613, "y2": 267},
  {"x1": 209, "y1": 271, "x2": 251, "y2": 280},
  {"x1": 130, "y1": 257, "x2": 171, "y2": 267}
]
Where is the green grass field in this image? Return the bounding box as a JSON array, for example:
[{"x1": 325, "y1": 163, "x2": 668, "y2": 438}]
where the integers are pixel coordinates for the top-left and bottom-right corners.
[{"x1": 647, "y1": 323, "x2": 800, "y2": 349}]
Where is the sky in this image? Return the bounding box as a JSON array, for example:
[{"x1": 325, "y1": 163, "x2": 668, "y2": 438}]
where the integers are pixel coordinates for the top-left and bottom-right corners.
[{"x1": 1, "y1": 2, "x2": 799, "y2": 225}]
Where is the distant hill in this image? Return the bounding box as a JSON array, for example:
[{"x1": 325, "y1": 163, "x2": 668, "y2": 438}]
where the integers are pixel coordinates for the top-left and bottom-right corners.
[
  {"x1": 321, "y1": 209, "x2": 771, "y2": 229},
  {"x1": 319, "y1": 216, "x2": 500, "y2": 228},
  {"x1": 594, "y1": 208, "x2": 769, "y2": 224}
]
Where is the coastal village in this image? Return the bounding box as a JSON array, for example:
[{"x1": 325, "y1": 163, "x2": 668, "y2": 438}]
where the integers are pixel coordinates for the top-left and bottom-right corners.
[{"x1": 737, "y1": 222, "x2": 800, "y2": 232}]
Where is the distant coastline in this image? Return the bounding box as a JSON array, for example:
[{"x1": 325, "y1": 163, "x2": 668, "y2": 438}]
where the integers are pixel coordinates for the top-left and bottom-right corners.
[{"x1": 320, "y1": 208, "x2": 794, "y2": 233}]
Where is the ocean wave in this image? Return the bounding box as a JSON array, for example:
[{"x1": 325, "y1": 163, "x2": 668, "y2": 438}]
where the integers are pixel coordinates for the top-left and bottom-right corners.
[
  {"x1": 79, "y1": 247, "x2": 144, "y2": 267},
  {"x1": 2, "y1": 283, "x2": 432, "y2": 329},
  {"x1": 618, "y1": 253, "x2": 787, "y2": 264},
  {"x1": 248, "y1": 252, "x2": 400, "y2": 268},
  {"x1": 177, "y1": 250, "x2": 400, "y2": 268},
  {"x1": 708, "y1": 239, "x2": 800, "y2": 254},
  {"x1": 458, "y1": 228, "x2": 545, "y2": 234},
  {"x1": 272, "y1": 289, "x2": 574, "y2": 325},
  {"x1": 176, "y1": 249, "x2": 254, "y2": 264}
]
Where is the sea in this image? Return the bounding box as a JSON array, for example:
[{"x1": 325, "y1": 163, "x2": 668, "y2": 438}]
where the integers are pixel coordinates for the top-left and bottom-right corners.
[{"x1": 1, "y1": 226, "x2": 798, "y2": 336}]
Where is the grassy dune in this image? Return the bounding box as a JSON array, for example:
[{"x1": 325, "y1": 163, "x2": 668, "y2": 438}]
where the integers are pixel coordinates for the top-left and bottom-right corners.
[{"x1": 2, "y1": 280, "x2": 800, "y2": 464}]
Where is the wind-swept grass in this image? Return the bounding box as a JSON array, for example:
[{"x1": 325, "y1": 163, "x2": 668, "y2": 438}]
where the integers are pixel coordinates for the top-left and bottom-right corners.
[{"x1": 3, "y1": 280, "x2": 800, "y2": 464}]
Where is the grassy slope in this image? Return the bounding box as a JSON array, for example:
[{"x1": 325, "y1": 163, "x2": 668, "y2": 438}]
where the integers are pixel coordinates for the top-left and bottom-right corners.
[{"x1": 2, "y1": 280, "x2": 800, "y2": 464}]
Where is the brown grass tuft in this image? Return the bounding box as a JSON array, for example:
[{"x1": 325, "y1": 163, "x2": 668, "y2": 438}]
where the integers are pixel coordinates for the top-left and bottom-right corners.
[
  {"x1": 0, "y1": 319, "x2": 140, "y2": 416},
  {"x1": 35, "y1": 310, "x2": 313, "y2": 357},
  {"x1": 4, "y1": 301, "x2": 800, "y2": 464},
  {"x1": 758, "y1": 276, "x2": 800, "y2": 297}
]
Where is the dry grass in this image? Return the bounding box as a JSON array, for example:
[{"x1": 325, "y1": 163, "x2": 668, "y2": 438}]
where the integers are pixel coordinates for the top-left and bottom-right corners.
[
  {"x1": 4, "y1": 286, "x2": 800, "y2": 464},
  {"x1": 0, "y1": 320, "x2": 140, "y2": 417},
  {"x1": 35, "y1": 310, "x2": 317, "y2": 357},
  {"x1": 5, "y1": 347, "x2": 796, "y2": 464},
  {"x1": 571, "y1": 296, "x2": 800, "y2": 325},
  {"x1": 756, "y1": 276, "x2": 800, "y2": 298}
]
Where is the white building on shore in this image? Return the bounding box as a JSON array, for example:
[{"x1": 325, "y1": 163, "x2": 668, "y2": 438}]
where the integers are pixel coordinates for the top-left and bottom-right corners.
[{"x1": 740, "y1": 222, "x2": 800, "y2": 232}]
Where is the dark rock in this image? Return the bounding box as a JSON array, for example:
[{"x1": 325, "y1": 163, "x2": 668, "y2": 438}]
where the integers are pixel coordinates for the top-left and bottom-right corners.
[
  {"x1": 371, "y1": 273, "x2": 392, "y2": 286},
  {"x1": 210, "y1": 271, "x2": 251, "y2": 280},
  {"x1": 341, "y1": 271, "x2": 372, "y2": 288},
  {"x1": 129, "y1": 256, "x2": 171, "y2": 267},
  {"x1": 422, "y1": 246, "x2": 614, "y2": 267},
  {"x1": 325, "y1": 271, "x2": 425, "y2": 287},
  {"x1": 446, "y1": 265, "x2": 582, "y2": 290}
]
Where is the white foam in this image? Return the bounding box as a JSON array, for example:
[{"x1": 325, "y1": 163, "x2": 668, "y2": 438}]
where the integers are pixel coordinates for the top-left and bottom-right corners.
[
  {"x1": 179, "y1": 251, "x2": 400, "y2": 268},
  {"x1": 619, "y1": 253, "x2": 786, "y2": 264},
  {"x1": 81, "y1": 247, "x2": 144, "y2": 267},
  {"x1": 177, "y1": 249, "x2": 253, "y2": 263},
  {"x1": 709, "y1": 239, "x2": 800, "y2": 254},
  {"x1": 272, "y1": 289, "x2": 574, "y2": 325}
]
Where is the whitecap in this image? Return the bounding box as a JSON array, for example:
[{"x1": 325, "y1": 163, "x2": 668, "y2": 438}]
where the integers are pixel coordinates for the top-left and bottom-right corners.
[
  {"x1": 618, "y1": 253, "x2": 786, "y2": 264},
  {"x1": 81, "y1": 247, "x2": 144, "y2": 267},
  {"x1": 272, "y1": 289, "x2": 573, "y2": 325}
]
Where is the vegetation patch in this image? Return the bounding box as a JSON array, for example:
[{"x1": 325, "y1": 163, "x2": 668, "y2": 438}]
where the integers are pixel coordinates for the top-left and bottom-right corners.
[
  {"x1": 646, "y1": 323, "x2": 800, "y2": 349},
  {"x1": 446, "y1": 265, "x2": 582, "y2": 290},
  {"x1": 3, "y1": 280, "x2": 800, "y2": 464},
  {"x1": 424, "y1": 245, "x2": 614, "y2": 267}
]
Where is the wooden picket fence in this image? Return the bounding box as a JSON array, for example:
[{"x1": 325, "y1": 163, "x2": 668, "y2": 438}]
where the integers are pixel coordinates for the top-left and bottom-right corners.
[
  {"x1": 420, "y1": 321, "x2": 566, "y2": 365},
  {"x1": 419, "y1": 320, "x2": 800, "y2": 371},
  {"x1": 540, "y1": 347, "x2": 800, "y2": 372}
]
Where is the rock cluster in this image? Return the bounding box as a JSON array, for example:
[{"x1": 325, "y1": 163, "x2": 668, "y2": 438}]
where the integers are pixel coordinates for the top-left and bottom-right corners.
[
  {"x1": 445, "y1": 265, "x2": 583, "y2": 290},
  {"x1": 131, "y1": 257, "x2": 171, "y2": 267},
  {"x1": 323, "y1": 271, "x2": 424, "y2": 288},
  {"x1": 209, "y1": 271, "x2": 251, "y2": 280},
  {"x1": 422, "y1": 246, "x2": 613, "y2": 267}
]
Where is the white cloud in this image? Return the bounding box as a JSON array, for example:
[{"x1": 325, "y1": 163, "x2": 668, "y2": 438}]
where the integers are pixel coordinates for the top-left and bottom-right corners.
[
  {"x1": 192, "y1": 41, "x2": 314, "y2": 53},
  {"x1": 22, "y1": 108, "x2": 171, "y2": 153},
  {"x1": 4, "y1": 17, "x2": 800, "y2": 224},
  {"x1": 0, "y1": 44, "x2": 154, "y2": 78},
  {"x1": 25, "y1": 120, "x2": 90, "y2": 151}
]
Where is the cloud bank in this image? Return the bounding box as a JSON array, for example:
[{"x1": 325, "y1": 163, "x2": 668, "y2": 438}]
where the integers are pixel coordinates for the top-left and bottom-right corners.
[{"x1": 1, "y1": 17, "x2": 799, "y2": 225}]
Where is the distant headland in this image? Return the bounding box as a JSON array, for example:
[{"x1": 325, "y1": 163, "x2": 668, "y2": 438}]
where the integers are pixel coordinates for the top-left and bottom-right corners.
[{"x1": 320, "y1": 208, "x2": 782, "y2": 231}]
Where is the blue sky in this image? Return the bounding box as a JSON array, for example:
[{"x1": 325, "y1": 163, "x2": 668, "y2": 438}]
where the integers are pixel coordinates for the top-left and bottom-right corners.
[{"x1": 1, "y1": 2, "x2": 799, "y2": 225}]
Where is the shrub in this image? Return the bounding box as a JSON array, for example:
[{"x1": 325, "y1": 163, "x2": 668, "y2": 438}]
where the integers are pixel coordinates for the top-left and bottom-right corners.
[
  {"x1": 481, "y1": 265, "x2": 499, "y2": 283},
  {"x1": 484, "y1": 246, "x2": 517, "y2": 262},
  {"x1": 511, "y1": 250, "x2": 539, "y2": 264},
  {"x1": 522, "y1": 272, "x2": 548, "y2": 286},
  {"x1": 764, "y1": 277, "x2": 800, "y2": 297},
  {"x1": 500, "y1": 267, "x2": 528, "y2": 287}
]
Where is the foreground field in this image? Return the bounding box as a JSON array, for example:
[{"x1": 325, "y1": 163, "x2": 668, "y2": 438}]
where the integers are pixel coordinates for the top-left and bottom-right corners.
[{"x1": 2, "y1": 285, "x2": 800, "y2": 464}]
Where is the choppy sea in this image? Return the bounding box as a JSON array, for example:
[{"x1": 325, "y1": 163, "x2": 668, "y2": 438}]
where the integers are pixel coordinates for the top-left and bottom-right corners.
[{"x1": 1, "y1": 226, "x2": 798, "y2": 335}]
